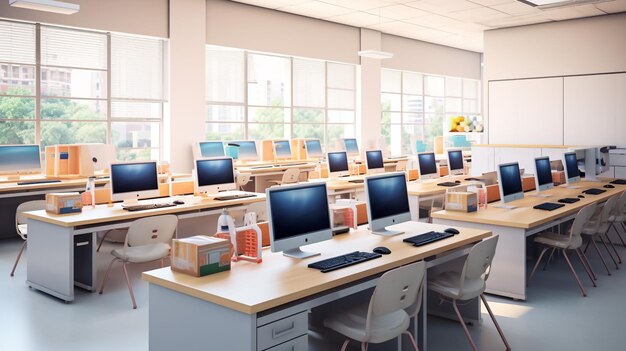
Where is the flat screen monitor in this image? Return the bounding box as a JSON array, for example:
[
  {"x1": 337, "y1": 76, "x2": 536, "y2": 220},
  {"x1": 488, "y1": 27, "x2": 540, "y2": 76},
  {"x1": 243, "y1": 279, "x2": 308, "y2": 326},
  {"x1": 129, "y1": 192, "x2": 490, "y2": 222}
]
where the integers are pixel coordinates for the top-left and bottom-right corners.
[
  {"x1": 226, "y1": 141, "x2": 258, "y2": 161},
  {"x1": 364, "y1": 172, "x2": 411, "y2": 236},
  {"x1": 327, "y1": 151, "x2": 349, "y2": 178},
  {"x1": 273, "y1": 140, "x2": 292, "y2": 160},
  {"x1": 266, "y1": 182, "x2": 332, "y2": 258},
  {"x1": 343, "y1": 138, "x2": 359, "y2": 156},
  {"x1": 79, "y1": 143, "x2": 115, "y2": 174},
  {"x1": 564, "y1": 152, "x2": 580, "y2": 184},
  {"x1": 534, "y1": 157, "x2": 554, "y2": 192},
  {"x1": 417, "y1": 152, "x2": 438, "y2": 180},
  {"x1": 365, "y1": 150, "x2": 384, "y2": 174},
  {"x1": 196, "y1": 141, "x2": 225, "y2": 158},
  {"x1": 497, "y1": 162, "x2": 524, "y2": 204},
  {"x1": 305, "y1": 139, "x2": 323, "y2": 159},
  {"x1": 0, "y1": 144, "x2": 41, "y2": 175},
  {"x1": 110, "y1": 161, "x2": 160, "y2": 204},
  {"x1": 447, "y1": 149, "x2": 464, "y2": 175},
  {"x1": 194, "y1": 157, "x2": 237, "y2": 195}
]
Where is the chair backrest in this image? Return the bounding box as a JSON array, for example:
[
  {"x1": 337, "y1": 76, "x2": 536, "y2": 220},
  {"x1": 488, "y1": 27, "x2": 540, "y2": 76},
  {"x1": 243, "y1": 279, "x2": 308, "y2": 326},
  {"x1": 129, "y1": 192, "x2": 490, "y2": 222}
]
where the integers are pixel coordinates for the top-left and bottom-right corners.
[
  {"x1": 395, "y1": 160, "x2": 408, "y2": 172},
  {"x1": 15, "y1": 200, "x2": 46, "y2": 229},
  {"x1": 598, "y1": 195, "x2": 618, "y2": 226},
  {"x1": 569, "y1": 203, "x2": 597, "y2": 240},
  {"x1": 462, "y1": 235, "x2": 499, "y2": 285},
  {"x1": 236, "y1": 173, "x2": 252, "y2": 188},
  {"x1": 367, "y1": 261, "x2": 426, "y2": 322},
  {"x1": 125, "y1": 215, "x2": 178, "y2": 248},
  {"x1": 613, "y1": 191, "x2": 626, "y2": 218},
  {"x1": 281, "y1": 168, "x2": 300, "y2": 185}
]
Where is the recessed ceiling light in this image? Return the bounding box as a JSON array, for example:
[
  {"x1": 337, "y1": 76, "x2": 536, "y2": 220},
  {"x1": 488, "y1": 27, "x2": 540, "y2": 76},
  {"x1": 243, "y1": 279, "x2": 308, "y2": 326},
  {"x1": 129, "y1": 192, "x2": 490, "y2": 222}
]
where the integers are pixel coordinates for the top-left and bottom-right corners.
[
  {"x1": 9, "y1": 0, "x2": 80, "y2": 15},
  {"x1": 517, "y1": 0, "x2": 613, "y2": 9}
]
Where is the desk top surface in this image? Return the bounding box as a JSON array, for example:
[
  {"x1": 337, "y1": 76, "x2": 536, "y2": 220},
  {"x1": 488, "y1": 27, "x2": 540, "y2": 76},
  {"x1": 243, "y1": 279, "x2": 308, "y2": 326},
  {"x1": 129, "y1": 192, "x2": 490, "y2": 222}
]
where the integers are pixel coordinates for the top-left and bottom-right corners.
[
  {"x1": 236, "y1": 161, "x2": 318, "y2": 174},
  {"x1": 432, "y1": 180, "x2": 625, "y2": 229},
  {"x1": 473, "y1": 144, "x2": 573, "y2": 149},
  {"x1": 24, "y1": 191, "x2": 265, "y2": 227},
  {"x1": 406, "y1": 175, "x2": 471, "y2": 196},
  {"x1": 143, "y1": 221, "x2": 490, "y2": 314}
]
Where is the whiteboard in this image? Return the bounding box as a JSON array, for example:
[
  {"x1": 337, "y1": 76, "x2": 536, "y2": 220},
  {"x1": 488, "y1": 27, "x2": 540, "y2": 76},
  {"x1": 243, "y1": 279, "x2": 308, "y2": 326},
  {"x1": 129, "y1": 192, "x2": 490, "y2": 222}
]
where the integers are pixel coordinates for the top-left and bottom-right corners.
[{"x1": 488, "y1": 78, "x2": 564, "y2": 145}]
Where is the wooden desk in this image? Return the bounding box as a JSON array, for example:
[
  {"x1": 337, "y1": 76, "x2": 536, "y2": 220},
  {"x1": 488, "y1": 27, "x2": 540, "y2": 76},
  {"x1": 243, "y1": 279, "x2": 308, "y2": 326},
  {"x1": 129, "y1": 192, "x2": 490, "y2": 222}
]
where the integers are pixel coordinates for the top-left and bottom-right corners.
[
  {"x1": 406, "y1": 175, "x2": 473, "y2": 221},
  {"x1": 23, "y1": 192, "x2": 265, "y2": 302},
  {"x1": 431, "y1": 180, "x2": 626, "y2": 300},
  {"x1": 237, "y1": 162, "x2": 318, "y2": 192},
  {"x1": 143, "y1": 221, "x2": 491, "y2": 351}
]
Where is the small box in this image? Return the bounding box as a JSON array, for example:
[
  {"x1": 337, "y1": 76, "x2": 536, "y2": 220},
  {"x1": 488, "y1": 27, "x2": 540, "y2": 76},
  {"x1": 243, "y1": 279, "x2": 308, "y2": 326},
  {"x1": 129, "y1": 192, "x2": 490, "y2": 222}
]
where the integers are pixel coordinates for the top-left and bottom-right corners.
[
  {"x1": 446, "y1": 191, "x2": 477, "y2": 213},
  {"x1": 171, "y1": 236, "x2": 231, "y2": 277},
  {"x1": 45, "y1": 192, "x2": 83, "y2": 214}
]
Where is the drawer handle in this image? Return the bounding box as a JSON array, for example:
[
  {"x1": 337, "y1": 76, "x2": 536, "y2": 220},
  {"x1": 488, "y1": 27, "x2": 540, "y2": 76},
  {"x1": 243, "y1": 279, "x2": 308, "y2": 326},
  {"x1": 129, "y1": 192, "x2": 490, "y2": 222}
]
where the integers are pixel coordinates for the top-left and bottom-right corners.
[
  {"x1": 76, "y1": 241, "x2": 89, "y2": 247},
  {"x1": 272, "y1": 321, "x2": 295, "y2": 339}
]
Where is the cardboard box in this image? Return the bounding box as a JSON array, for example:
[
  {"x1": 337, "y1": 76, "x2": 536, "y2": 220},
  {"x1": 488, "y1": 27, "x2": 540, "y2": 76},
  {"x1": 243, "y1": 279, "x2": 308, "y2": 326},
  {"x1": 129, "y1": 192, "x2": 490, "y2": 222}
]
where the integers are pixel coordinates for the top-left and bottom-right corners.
[
  {"x1": 445, "y1": 191, "x2": 477, "y2": 212},
  {"x1": 45, "y1": 192, "x2": 82, "y2": 214},
  {"x1": 171, "y1": 236, "x2": 231, "y2": 277}
]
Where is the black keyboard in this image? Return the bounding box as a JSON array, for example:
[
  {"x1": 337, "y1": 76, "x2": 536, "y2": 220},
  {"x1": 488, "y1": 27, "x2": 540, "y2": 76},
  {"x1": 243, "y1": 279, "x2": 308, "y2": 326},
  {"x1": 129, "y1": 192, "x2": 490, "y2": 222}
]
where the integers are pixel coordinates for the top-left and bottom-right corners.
[
  {"x1": 214, "y1": 193, "x2": 257, "y2": 201},
  {"x1": 308, "y1": 251, "x2": 381, "y2": 273},
  {"x1": 403, "y1": 231, "x2": 454, "y2": 246},
  {"x1": 17, "y1": 179, "x2": 62, "y2": 185},
  {"x1": 583, "y1": 188, "x2": 606, "y2": 195},
  {"x1": 348, "y1": 179, "x2": 364, "y2": 184},
  {"x1": 437, "y1": 181, "x2": 460, "y2": 187},
  {"x1": 533, "y1": 202, "x2": 565, "y2": 211},
  {"x1": 123, "y1": 203, "x2": 177, "y2": 211},
  {"x1": 610, "y1": 179, "x2": 626, "y2": 185},
  {"x1": 558, "y1": 198, "x2": 580, "y2": 204}
]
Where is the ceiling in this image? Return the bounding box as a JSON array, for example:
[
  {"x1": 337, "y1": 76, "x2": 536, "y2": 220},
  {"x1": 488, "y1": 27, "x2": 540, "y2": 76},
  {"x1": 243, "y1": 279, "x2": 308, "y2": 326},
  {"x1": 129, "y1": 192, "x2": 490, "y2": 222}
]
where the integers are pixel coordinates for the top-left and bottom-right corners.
[{"x1": 231, "y1": 0, "x2": 626, "y2": 52}]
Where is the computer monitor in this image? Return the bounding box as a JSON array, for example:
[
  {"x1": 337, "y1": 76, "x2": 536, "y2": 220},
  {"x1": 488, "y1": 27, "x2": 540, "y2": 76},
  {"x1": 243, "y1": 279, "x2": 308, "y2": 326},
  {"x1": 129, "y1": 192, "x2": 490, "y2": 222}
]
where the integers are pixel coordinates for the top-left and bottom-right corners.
[
  {"x1": 226, "y1": 141, "x2": 258, "y2": 161},
  {"x1": 327, "y1": 151, "x2": 349, "y2": 178},
  {"x1": 79, "y1": 143, "x2": 115, "y2": 175},
  {"x1": 534, "y1": 156, "x2": 554, "y2": 192},
  {"x1": 194, "y1": 157, "x2": 237, "y2": 195},
  {"x1": 195, "y1": 141, "x2": 225, "y2": 159},
  {"x1": 343, "y1": 138, "x2": 359, "y2": 156},
  {"x1": 0, "y1": 144, "x2": 41, "y2": 176},
  {"x1": 447, "y1": 149, "x2": 464, "y2": 176},
  {"x1": 110, "y1": 161, "x2": 160, "y2": 204},
  {"x1": 266, "y1": 182, "x2": 332, "y2": 258},
  {"x1": 364, "y1": 172, "x2": 411, "y2": 236},
  {"x1": 497, "y1": 162, "x2": 524, "y2": 204},
  {"x1": 417, "y1": 152, "x2": 438, "y2": 180},
  {"x1": 563, "y1": 152, "x2": 580, "y2": 184},
  {"x1": 305, "y1": 139, "x2": 323, "y2": 159},
  {"x1": 273, "y1": 140, "x2": 292, "y2": 160},
  {"x1": 365, "y1": 150, "x2": 385, "y2": 174}
]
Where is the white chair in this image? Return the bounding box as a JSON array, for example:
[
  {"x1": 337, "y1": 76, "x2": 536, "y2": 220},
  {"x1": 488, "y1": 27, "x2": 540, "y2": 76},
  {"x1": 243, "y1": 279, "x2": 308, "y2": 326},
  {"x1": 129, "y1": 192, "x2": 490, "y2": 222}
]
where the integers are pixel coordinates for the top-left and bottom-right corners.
[
  {"x1": 99, "y1": 215, "x2": 178, "y2": 309},
  {"x1": 530, "y1": 204, "x2": 597, "y2": 296},
  {"x1": 267, "y1": 167, "x2": 301, "y2": 186},
  {"x1": 10, "y1": 200, "x2": 46, "y2": 277},
  {"x1": 236, "y1": 172, "x2": 252, "y2": 191},
  {"x1": 607, "y1": 191, "x2": 626, "y2": 249},
  {"x1": 428, "y1": 236, "x2": 510, "y2": 351},
  {"x1": 582, "y1": 196, "x2": 620, "y2": 271},
  {"x1": 323, "y1": 261, "x2": 426, "y2": 351}
]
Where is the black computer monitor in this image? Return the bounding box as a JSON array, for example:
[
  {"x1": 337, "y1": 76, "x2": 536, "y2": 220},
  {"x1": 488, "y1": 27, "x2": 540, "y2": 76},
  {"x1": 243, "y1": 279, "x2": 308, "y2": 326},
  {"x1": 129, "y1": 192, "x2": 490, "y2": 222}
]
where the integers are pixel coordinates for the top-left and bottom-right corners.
[
  {"x1": 447, "y1": 149, "x2": 464, "y2": 175},
  {"x1": 197, "y1": 141, "x2": 225, "y2": 158},
  {"x1": 417, "y1": 152, "x2": 438, "y2": 180},
  {"x1": 327, "y1": 151, "x2": 349, "y2": 177},
  {"x1": 194, "y1": 157, "x2": 237, "y2": 194},
  {"x1": 110, "y1": 161, "x2": 160, "y2": 204},
  {"x1": 497, "y1": 162, "x2": 524, "y2": 204},
  {"x1": 266, "y1": 182, "x2": 332, "y2": 258},
  {"x1": 564, "y1": 152, "x2": 580, "y2": 184},
  {"x1": 534, "y1": 156, "x2": 554, "y2": 192},
  {"x1": 365, "y1": 150, "x2": 384, "y2": 173},
  {"x1": 365, "y1": 172, "x2": 411, "y2": 236},
  {"x1": 0, "y1": 144, "x2": 41, "y2": 175}
]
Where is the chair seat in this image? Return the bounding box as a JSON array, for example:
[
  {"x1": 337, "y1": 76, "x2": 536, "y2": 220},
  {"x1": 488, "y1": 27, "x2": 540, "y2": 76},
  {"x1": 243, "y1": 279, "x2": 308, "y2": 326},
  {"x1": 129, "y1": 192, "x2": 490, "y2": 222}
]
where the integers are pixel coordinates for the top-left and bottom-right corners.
[
  {"x1": 608, "y1": 214, "x2": 625, "y2": 222},
  {"x1": 112, "y1": 243, "x2": 170, "y2": 263},
  {"x1": 323, "y1": 303, "x2": 410, "y2": 344},
  {"x1": 428, "y1": 271, "x2": 485, "y2": 300},
  {"x1": 534, "y1": 232, "x2": 580, "y2": 249}
]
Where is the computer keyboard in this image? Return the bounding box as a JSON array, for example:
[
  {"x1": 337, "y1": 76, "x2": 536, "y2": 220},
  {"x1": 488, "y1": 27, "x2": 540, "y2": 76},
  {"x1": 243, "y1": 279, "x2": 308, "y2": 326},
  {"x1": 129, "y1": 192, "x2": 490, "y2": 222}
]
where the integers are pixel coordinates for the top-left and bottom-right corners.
[
  {"x1": 250, "y1": 165, "x2": 273, "y2": 169},
  {"x1": 610, "y1": 179, "x2": 626, "y2": 185},
  {"x1": 387, "y1": 156, "x2": 406, "y2": 159},
  {"x1": 278, "y1": 162, "x2": 307, "y2": 167},
  {"x1": 558, "y1": 198, "x2": 580, "y2": 204},
  {"x1": 214, "y1": 193, "x2": 257, "y2": 201},
  {"x1": 533, "y1": 202, "x2": 565, "y2": 211},
  {"x1": 583, "y1": 188, "x2": 606, "y2": 195},
  {"x1": 437, "y1": 181, "x2": 460, "y2": 187},
  {"x1": 403, "y1": 231, "x2": 454, "y2": 246},
  {"x1": 348, "y1": 179, "x2": 364, "y2": 184},
  {"x1": 17, "y1": 179, "x2": 62, "y2": 185},
  {"x1": 123, "y1": 203, "x2": 177, "y2": 211},
  {"x1": 308, "y1": 251, "x2": 381, "y2": 273}
]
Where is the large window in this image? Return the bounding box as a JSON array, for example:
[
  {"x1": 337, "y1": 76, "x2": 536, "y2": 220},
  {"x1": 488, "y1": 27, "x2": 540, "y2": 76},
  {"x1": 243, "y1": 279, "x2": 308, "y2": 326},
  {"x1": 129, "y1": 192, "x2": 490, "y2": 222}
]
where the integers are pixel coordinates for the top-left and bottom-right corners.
[
  {"x1": 0, "y1": 20, "x2": 167, "y2": 161},
  {"x1": 205, "y1": 46, "x2": 357, "y2": 152},
  {"x1": 381, "y1": 69, "x2": 481, "y2": 155}
]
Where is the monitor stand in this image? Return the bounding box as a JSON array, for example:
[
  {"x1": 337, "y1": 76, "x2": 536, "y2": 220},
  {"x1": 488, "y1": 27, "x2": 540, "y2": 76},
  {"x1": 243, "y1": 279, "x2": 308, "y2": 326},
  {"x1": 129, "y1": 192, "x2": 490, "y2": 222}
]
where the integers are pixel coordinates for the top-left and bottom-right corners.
[
  {"x1": 370, "y1": 226, "x2": 405, "y2": 237},
  {"x1": 528, "y1": 193, "x2": 550, "y2": 198},
  {"x1": 282, "y1": 247, "x2": 320, "y2": 259},
  {"x1": 122, "y1": 198, "x2": 140, "y2": 206}
]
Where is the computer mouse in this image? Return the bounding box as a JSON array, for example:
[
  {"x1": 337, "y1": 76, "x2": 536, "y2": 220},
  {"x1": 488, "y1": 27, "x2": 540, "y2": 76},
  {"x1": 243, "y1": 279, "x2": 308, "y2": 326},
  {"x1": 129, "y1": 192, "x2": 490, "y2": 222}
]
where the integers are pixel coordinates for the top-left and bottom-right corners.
[
  {"x1": 578, "y1": 195, "x2": 585, "y2": 198},
  {"x1": 604, "y1": 184, "x2": 615, "y2": 189},
  {"x1": 373, "y1": 246, "x2": 391, "y2": 255},
  {"x1": 455, "y1": 180, "x2": 461, "y2": 183},
  {"x1": 444, "y1": 228, "x2": 460, "y2": 235},
  {"x1": 173, "y1": 200, "x2": 185, "y2": 205}
]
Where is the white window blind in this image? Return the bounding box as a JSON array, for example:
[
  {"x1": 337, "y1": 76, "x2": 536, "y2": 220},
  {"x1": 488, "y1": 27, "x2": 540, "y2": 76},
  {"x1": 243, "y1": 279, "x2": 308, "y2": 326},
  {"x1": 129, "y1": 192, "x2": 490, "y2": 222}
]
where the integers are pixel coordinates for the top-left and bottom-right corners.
[
  {"x1": 206, "y1": 47, "x2": 244, "y2": 103},
  {"x1": 111, "y1": 34, "x2": 164, "y2": 100},
  {"x1": 0, "y1": 21, "x2": 35, "y2": 65},
  {"x1": 41, "y1": 26, "x2": 107, "y2": 70},
  {"x1": 293, "y1": 58, "x2": 324, "y2": 108}
]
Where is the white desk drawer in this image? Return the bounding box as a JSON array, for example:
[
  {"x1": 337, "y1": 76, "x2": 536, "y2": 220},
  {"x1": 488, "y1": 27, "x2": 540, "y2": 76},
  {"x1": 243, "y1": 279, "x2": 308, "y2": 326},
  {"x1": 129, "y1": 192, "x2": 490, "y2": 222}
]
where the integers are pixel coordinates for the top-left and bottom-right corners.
[
  {"x1": 257, "y1": 311, "x2": 307, "y2": 350},
  {"x1": 264, "y1": 335, "x2": 307, "y2": 351}
]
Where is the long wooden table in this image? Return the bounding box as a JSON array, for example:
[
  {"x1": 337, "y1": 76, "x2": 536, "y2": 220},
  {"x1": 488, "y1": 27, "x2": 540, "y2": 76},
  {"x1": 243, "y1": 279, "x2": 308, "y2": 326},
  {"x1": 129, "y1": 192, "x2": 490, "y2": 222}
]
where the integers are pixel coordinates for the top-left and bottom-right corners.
[
  {"x1": 143, "y1": 221, "x2": 491, "y2": 351},
  {"x1": 236, "y1": 161, "x2": 318, "y2": 192},
  {"x1": 431, "y1": 179, "x2": 626, "y2": 300}
]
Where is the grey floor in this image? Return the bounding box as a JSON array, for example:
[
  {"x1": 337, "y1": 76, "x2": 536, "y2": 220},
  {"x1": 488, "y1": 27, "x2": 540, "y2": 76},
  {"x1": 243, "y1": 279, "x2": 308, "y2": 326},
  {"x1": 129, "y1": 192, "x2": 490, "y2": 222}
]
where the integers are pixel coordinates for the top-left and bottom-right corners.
[{"x1": 2, "y1": 236, "x2": 626, "y2": 351}]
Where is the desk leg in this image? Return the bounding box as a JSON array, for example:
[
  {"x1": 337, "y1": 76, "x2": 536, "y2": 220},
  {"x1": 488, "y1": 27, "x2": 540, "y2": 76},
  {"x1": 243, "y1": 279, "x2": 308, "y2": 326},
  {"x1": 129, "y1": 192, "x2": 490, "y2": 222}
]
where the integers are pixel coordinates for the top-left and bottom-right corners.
[{"x1": 409, "y1": 195, "x2": 421, "y2": 221}]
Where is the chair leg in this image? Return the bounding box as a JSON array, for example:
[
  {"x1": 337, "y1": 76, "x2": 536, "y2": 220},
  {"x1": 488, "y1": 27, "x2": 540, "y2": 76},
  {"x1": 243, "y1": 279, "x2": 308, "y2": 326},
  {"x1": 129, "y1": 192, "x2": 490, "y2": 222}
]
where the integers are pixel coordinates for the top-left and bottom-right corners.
[
  {"x1": 452, "y1": 300, "x2": 478, "y2": 351},
  {"x1": 360, "y1": 342, "x2": 369, "y2": 351},
  {"x1": 480, "y1": 294, "x2": 511, "y2": 351},
  {"x1": 403, "y1": 330, "x2": 420, "y2": 351},
  {"x1": 578, "y1": 248, "x2": 597, "y2": 281},
  {"x1": 611, "y1": 223, "x2": 626, "y2": 247},
  {"x1": 340, "y1": 339, "x2": 350, "y2": 351},
  {"x1": 99, "y1": 258, "x2": 118, "y2": 294},
  {"x1": 603, "y1": 230, "x2": 622, "y2": 264},
  {"x1": 599, "y1": 234, "x2": 619, "y2": 269},
  {"x1": 574, "y1": 248, "x2": 596, "y2": 287},
  {"x1": 10, "y1": 241, "x2": 27, "y2": 277},
  {"x1": 122, "y1": 262, "x2": 137, "y2": 309},
  {"x1": 590, "y1": 239, "x2": 612, "y2": 276},
  {"x1": 528, "y1": 247, "x2": 548, "y2": 283},
  {"x1": 542, "y1": 247, "x2": 556, "y2": 271},
  {"x1": 562, "y1": 250, "x2": 587, "y2": 297},
  {"x1": 96, "y1": 230, "x2": 111, "y2": 253}
]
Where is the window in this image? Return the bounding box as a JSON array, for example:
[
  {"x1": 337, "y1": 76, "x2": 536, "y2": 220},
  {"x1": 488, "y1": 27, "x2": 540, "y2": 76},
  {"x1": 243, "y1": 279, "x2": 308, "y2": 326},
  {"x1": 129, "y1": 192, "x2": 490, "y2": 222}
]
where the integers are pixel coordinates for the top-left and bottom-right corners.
[{"x1": 205, "y1": 46, "x2": 357, "y2": 152}]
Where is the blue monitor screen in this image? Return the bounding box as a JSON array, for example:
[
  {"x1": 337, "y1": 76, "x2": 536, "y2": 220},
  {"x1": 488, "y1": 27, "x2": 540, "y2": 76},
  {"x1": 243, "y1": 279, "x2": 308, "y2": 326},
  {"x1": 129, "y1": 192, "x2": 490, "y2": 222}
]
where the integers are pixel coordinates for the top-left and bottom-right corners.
[
  {"x1": 535, "y1": 157, "x2": 553, "y2": 187},
  {"x1": 367, "y1": 173, "x2": 410, "y2": 220},
  {"x1": 448, "y1": 150, "x2": 464, "y2": 171},
  {"x1": 418, "y1": 153, "x2": 437, "y2": 175},
  {"x1": 268, "y1": 183, "x2": 330, "y2": 241},
  {"x1": 0, "y1": 145, "x2": 41, "y2": 173},
  {"x1": 199, "y1": 141, "x2": 225, "y2": 158},
  {"x1": 111, "y1": 162, "x2": 159, "y2": 194},
  {"x1": 328, "y1": 152, "x2": 349, "y2": 172},
  {"x1": 196, "y1": 158, "x2": 234, "y2": 186},
  {"x1": 274, "y1": 140, "x2": 292, "y2": 158},
  {"x1": 366, "y1": 150, "x2": 384, "y2": 169},
  {"x1": 344, "y1": 138, "x2": 359, "y2": 154},
  {"x1": 305, "y1": 140, "x2": 323, "y2": 158},
  {"x1": 227, "y1": 141, "x2": 258, "y2": 160},
  {"x1": 564, "y1": 153, "x2": 579, "y2": 180},
  {"x1": 499, "y1": 163, "x2": 523, "y2": 197}
]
